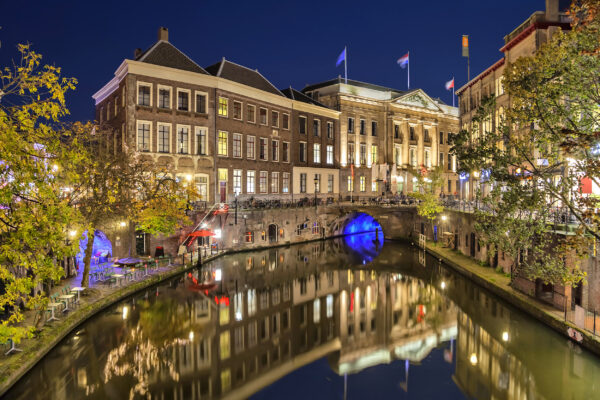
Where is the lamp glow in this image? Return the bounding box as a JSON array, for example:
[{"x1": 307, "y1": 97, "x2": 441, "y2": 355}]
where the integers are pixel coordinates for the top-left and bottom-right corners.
[
  {"x1": 69, "y1": 230, "x2": 77, "y2": 238},
  {"x1": 120, "y1": 221, "x2": 127, "y2": 227},
  {"x1": 502, "y1": 331, "x2": 509, "y2": 342},
  {"x1": 122, "y1": 306, "x2": 128, "y2": 320},
  {"x1": 215, "y1": 269, "x2": 222, "y2": 281},
  {"x1": 470, "y1": 353, "x2": 478, "y2": 365},
  {"x1": 189, "y1": 331, "x2": 194, "y2": 341},
  {"x1": 441, "y1": 215, "x2": 447, "y2": 221},
  {"x1": 441, "y1": 281, "x2": 446, "y2": 290}
]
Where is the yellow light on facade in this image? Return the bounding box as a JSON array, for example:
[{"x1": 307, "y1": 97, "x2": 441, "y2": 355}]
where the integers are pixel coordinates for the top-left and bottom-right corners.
[
  {"x1": 69, "y1": 230, "x2": 77, "y2": 238},
  {"x1": 470, "y1": 353, "x2": 478, "y2": 365},
  {"x1": 189, "y1": 331, "x2": 194, "y2": 341},
  {"x1": 185, "y1": 174, "x2": 192, "y2": 182},
  {"x1": 122, "y1": 306, "x2": 129, "y2": 320},
  {"x1": 440, "y1": 281, "x2": 446, "y2": 290},
  {"x1": 441, "y1": 215, "x2": 447, "y2": 221},
  {"x1": 473, "y1": 171, "x2": 480, "y2": 178},
  {"x1": 502, "y1": 331, "x2": 509, "y2": 342},
  {"x1": 120, "y1": 221, "x2": 127, "y2": 227}
]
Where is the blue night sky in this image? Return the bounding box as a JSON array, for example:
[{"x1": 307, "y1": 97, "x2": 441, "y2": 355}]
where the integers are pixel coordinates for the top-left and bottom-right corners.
[{"x1": 1, "y1": 0, "x2": 546, "y2": 122}]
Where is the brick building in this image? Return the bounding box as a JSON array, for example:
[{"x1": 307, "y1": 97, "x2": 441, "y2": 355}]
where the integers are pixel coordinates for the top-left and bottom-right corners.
[
  {"x1": 303, "y1": 79, "x2": 459, "y2": 200},
  {"x1": 92, "y1": 27, "x2": 339, "y2": 207}
]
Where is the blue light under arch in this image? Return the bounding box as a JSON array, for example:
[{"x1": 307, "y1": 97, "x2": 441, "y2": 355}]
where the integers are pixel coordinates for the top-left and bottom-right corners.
[
  {"x1": 76, "y1": 230, "x2": 113, "y2": 269},
  {"x1": 342, "y1": 213, "x2": 384, "y2": 264}
]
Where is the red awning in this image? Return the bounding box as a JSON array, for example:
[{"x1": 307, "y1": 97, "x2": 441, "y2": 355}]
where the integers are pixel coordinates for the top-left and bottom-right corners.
[{"x1": 189, "y1": 229, "x2": 215, "y2": 237}]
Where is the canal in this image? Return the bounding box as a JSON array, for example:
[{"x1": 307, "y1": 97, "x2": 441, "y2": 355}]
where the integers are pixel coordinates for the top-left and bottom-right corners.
[{"x1": 5, "y1": 233, "x2": 600, "y2": 399}]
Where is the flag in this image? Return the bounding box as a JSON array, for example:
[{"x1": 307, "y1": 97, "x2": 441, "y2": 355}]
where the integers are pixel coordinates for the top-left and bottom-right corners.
[
  {"x1": 397, "y1": 53, "x2": 409, "y2": 68},
  {"x1": 462, "y1": 35, "x2": 469, "y2": 57},
  {"x1": 336, "y1": 48, "x2": 346, "y2": 67},
  {"x1": 445, "y1": 78, "x2": 454, "y2": 90}
]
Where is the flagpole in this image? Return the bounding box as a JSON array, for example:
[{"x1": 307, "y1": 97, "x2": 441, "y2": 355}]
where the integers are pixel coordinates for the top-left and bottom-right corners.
[
  {"x1": 452, "y1": 77, "x2": 455, "y2": 107},
  {"x1": 345, "y1": 46, "x2": 348, "y2": 84},
  {"x1": 407, "y1": 51, "x2": 410, "y2": 89}
]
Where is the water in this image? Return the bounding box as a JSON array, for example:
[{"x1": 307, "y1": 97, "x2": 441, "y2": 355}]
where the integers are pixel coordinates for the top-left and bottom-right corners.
[{"x1": 5, "y1": 233, "x2": 600, "y2": 400}]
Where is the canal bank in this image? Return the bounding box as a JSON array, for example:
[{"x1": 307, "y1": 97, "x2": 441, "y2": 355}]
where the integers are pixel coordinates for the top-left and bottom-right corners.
[{"x1": 423, "y1": 241, "x2": 600, "y2": 357}]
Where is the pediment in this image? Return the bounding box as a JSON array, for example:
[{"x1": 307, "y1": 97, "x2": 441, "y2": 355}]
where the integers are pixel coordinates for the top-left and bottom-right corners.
[{"x1": 394, "y1": 90, "x2": 442, "y2": 112}]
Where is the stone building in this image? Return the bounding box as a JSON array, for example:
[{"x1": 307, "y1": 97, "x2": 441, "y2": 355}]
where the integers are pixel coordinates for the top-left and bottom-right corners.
[
  {"x1": 92, "y1": 27, "x2": 339, "y2": 207},
  {"x1": 303, "y1": 78, "x2": 459, "y2": 200},
  {"x1": 455, "y1": 0, "x2": 571, "y2": 200}
]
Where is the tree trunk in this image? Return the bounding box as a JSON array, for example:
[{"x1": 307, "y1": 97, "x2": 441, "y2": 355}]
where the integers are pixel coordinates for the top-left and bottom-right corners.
[{"x1": 82, "y1": 229, "x2": 95, "y2": 288}]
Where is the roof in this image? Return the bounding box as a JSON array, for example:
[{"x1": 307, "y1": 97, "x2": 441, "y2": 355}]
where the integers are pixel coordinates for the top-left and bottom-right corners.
[
  {"x1": 280, "y1": 87, "x2": 329, "y2": 108},
  {"x1": 302, "y1": 77, "x2": 405, "y2": 96},
  {"x1": 205, "y1": 58, "x2": 284, "y2": 96},
  {"x1": 456, "y1": 58, "x2": 505, "y2": 95},
  {"x1": 136, "y1": 41, "x2": 208, "y2": 74}
]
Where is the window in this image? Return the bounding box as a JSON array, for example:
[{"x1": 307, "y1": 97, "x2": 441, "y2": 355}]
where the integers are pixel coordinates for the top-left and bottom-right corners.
[
  {"x1": 157, "y1": 124, "x2": 170, "y2": 153},
  {"x1": 195, "y1": 92, "x2": 207, "y2": 113},
  {"x1": 195, "y1": 175, "x2": 208, "y2": 200},
  {"x1": 259, "y1": 171, "x2": 268, "y2": 193},
  {"x1": 371, "y1": 121, "x2": 377, "y2": 136},
  {"x1": 424, "y1": 129, "x2": 430, "y2": 142},
  {"x1": 272, "y1": 140, "x2": 279, "y2": 161},
  {"x1": 359, "y1": 176, "x2": 366, "y2": 192},
  {"x1": 359, "y1": 144, "x2": 367, "y2": 166},
  {"x1": 300, "y1": 142, "x2": 307, "y2": 163},
  {"x1": 409, "y1": 126, "x2": 415, "y2": 140},
  {"x1": 448, "y1": 179, "x2": 452, "y2": 193},
  {"x1": 448, "y1": 153, "x2": 452, "y2": 168},
  {"x1": 196, "y1": 127, "x2": 207, "y2": 155},
  {"x1": 233, "y1": 133, "x2": 242, "y2": 158},
  {"x1": 410, "y1": 148, "x2": 417, "y2": 167},
  {"x1": 439, "y1": 131, "x2": 444, "y2": 144},
  {"x1": 247, "y1": 171, "x2": 255, "y2": 193},
  {"x1": 272, "y1": 111, "x2": 279, "y2": 127},
  {"x1": 371, "y1": 145, "x2": 378, "y2": 164},
  {"x1": 372, "y1": 180, "x2": 378, "y2": 192},
  {"x1": 313, "y1": 119, "x2": 320, "y2": 137},
  {"x1": 259, "y1": 108, "x2": 267, "y2": 125},
  {"x1": 234, "y1": 326, "x2": 244, "y2": 353},
  {"x1": 327, "y1": 122, "x2": 333, "y2": 139},
  {"x1": 394, "y1": 124, "x2": 400, "y2": 139},
  {"x1": 313, "y1": 144, "x2": 321, "y2": 163},
  {"x1": 348, "y1": 117, "x2": 355, "y2": 133},
  {"x1": 283, "y1": 173, "x2": 290, "y2": 193},
  {"x1": 326, "y1": 145, "x2": 334, "y2": 165},
  {"x1": 137, "y1": 83, "x2": 151, "y2": 106},
  {"x1": 394, "y1": 145, "x2": 401, "y2": 165},
  {"x1": 348, "y1": 142, "x2": 355, "y2": 165},
  {"x1": 282, "y1": 113, "x2": 289, "y2": 129},
  {"x1": 247, "y1": 104, "x2": 256, "y2": 123},
  {"x1": 233, "y1": 169, "x2": 242, "y2": 195},
  {"x1": 218, "y1": 131, "x2": 228, "y2": 156},
  {"x1": 137, "y1": 121, "x2": 150, "y2": 152},
  {"x1": 247, "y1": 136, "x2": 256, "y2": 159},
  {"x1": 313, "y1": 299, "x2": 321, "y2": 323},
  {"x1": 218, "y1": 97, "x2": 228, "y2": 116},
  {"x1": 220, "y1": 332, "x2": 230, "y2": 360},
  {"x1": 300, "y1": 173, "x2": 307, "y2": 193},
  {"x1": 233, "y1": 101, "x2": 242, "y2": 120},
  {"x1": 245, "y1": 231, "x2": 254, "y2": 243},
  {"x1": 439, "y1": 152, "x2": 444, "y2": 167},
  {"x1": 177, "y1": 126, "x2": 189, "y2": 154},
  {"x1": 282, "y1": 142, "x2": 290, "y2": 162},
  {"x1": 425, "y1": 149, "x2": 430, "y2": 168},
  {"x1": 248, "y1": 321, "x2": 257, "y2": 348},
  {"x1": 360, "y1": 119, "x2": 366, "y2": 135},
  {"x1": 326, "y1": 295, "x2": 333, "y2": 318},
  {"x1": 177, "y1": 90, "x2": 189, "y2": 111},
  {"x1": 158, "y1": 87, "x2": 170, "y2": 109},
  {"x1": 271, "y1": 172, "x2": 279, "y2": 193},
  {"x1": 347, "y1": 176, "x2": 354, "y2": 192},
  {"x1": 299, "y1": 116, "x2": 307, "y2": 134},
  {"x1": 314, "y1": 174, "x2": 320, "y2": 193},
  {"x1": 327, "y1": 174, "x2": 334, "y2": 193},
  {"x1": 259, "y1": 138, "x2": 268, "y2": 161}
]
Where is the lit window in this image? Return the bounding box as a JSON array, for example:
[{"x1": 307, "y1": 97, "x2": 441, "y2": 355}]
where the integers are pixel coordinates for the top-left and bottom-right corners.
[
  {"x1": 218, "y1": 97, "x2": 228, "y2": 116},
  {"x1": 328, "y1": 174, "x2": 334, "y2": 193},
  {"x1": 313, "y1": 144, "x2": 321, "y2": 163},
  {"x1": 272, "y1": 140, "x2": 279, "y2": 161},
  {"x1": 300, "y1": 173, "x2": 307, "y2": 193},
  {"x1": 259, "y1": 171, "x2": 268, "y2": 193},
  {"x1": 220, "y1": 331, "x2": 230, "y2": 360},
  {"x1": 359, "y1": 176, "x2": 366, "y2": 192},
  {"x1": 233, "y1": 169, "x2": 242, "y2": 194},
  {"x1": 247, "y1": 136, "x2": 255, "y2": 159},
  {"x1": 271, "y1": 172, "x2": 279, "y2": 193},
  {"x1": 347, "y1": 176, "x2": 353, "y2": 192},
  {"x1": 326, "y1": 145, "x2": 334, "y2": 164},
  {"x1": 282, "y1": 173, "x2": 290, "y2": 193},
  {"x1": 247, "y1": 171, "x2": 255, "y2": 193},
  {"x1": 313, "y1": 299, "x2": 321, "y2": 323},
  {"x1": 177, "y1": 126, "x2": 189, "y2": 154},
  {"x1": 218, "y1": 131, "x2": 228, "y2": 156},
  {"x1": 137, "y1": 121, "x2": 150, "y2": 152},
  {"x1": 371, "y1": 145, "x2": 378, "y2": 164},
  {"x1": 158, "y1": 88, "x2": 170, "y2": 108}
]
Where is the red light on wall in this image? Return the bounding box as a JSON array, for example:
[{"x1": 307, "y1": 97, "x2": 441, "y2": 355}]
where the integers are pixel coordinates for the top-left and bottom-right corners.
[{"x1": 350, "y1": 293, "x2": 354, "y2": 312}]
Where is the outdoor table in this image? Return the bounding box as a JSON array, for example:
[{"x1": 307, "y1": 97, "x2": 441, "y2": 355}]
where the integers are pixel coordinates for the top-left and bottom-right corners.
[
  {"x1": 71, "y1": 287, "x2": 85, "y2": 303},
  {"x1": 47, "y1": 302, "x2": 62, "y2": 321},
  {"x1": 58, "y1": 294, "x2": 75, "y2": 312},
  {"x1": 4, "y1": 339, "x2": 23, "y2": 356},
  {"x1": 113, "y1": 274, "x2": 124, "y2": 286}
]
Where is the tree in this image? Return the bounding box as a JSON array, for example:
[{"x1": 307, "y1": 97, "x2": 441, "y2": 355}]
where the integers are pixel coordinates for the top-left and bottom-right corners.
[
  {"x1": 0, "y1": 44, "x2": 81, "y2": 342},
  {"x1": 66, "y1": 126, "x2": 195, "y2": 288},
  {"x1": 409, "y1": 166, "x2": 445, "y2": 235}
]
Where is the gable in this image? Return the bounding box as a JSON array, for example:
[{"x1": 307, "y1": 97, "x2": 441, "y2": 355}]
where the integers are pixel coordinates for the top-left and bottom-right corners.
[{"x1": 394, "y1": 90, "x2": 442, "y2": 111}]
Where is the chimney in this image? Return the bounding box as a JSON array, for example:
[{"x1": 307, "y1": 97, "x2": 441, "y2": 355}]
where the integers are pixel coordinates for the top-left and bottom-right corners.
[
  {"x1": 546, "y1": 0, "x2": 559, "y2": 21},
  {"x1": 158, "y1": 27, "x2": 169, "y2": 42},
  {"x1": 134, "y1": 48, "x2": 142, "y2": 59}
]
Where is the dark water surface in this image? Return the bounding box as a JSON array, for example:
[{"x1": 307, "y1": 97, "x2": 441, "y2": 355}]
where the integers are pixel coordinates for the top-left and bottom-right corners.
[{"x1": 5, "y1": 233, "x2": 600, "y2": 399}]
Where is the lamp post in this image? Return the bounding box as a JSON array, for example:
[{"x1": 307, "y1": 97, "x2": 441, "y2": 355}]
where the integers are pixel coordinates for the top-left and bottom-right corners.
[
  {"x1": 314, "y1": 176, "x2": 319, "y2": 209},
  {"x1": 234, "y1": 189, "x2": 239, "y2": 225}
]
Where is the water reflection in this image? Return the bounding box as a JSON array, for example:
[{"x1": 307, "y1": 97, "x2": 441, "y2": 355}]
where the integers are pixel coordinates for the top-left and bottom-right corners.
[{"x1": 6, "y1": 236, "x2": 600, "y2": 400}]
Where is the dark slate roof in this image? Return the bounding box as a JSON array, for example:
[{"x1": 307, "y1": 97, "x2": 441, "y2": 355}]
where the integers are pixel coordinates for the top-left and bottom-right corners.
[
  {"x1": 302, "y1": 77, "x2": 406, "y2": 96},
  {"x1": 280, "y1": 87, "x2": 329, "y2": 108},
  {"x1": 136, "y1": 41, "x2": 208, "y2": 74},
  {"x1": 205, "y1": 58, "x2": 283, "y2": 96}
]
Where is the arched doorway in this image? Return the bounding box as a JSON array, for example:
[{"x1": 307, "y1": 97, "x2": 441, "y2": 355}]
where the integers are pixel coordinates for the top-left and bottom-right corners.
[{"x1": 268, "y1": 224, "x2": 278, "y2": 243}]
